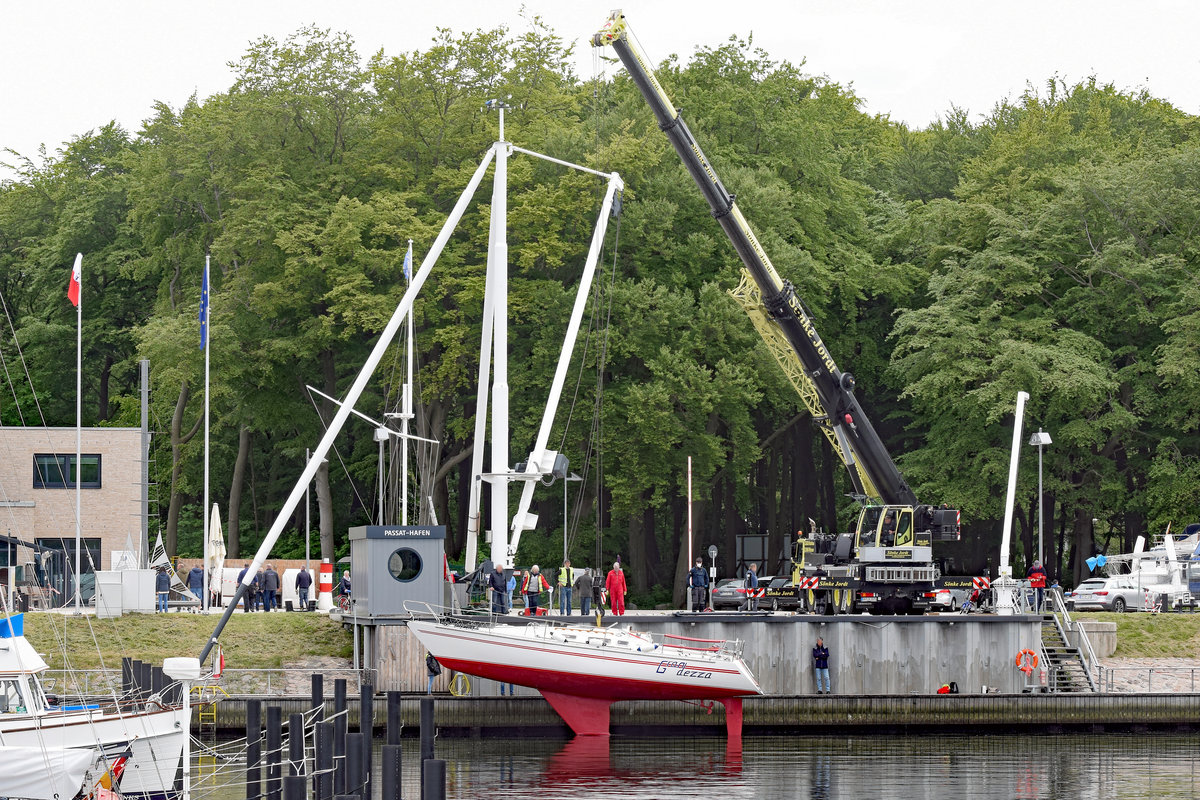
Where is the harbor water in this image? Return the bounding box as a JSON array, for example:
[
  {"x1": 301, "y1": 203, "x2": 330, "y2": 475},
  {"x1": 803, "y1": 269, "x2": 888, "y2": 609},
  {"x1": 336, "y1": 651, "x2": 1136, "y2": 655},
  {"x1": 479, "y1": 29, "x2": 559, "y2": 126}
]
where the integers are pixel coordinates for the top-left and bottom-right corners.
[{"x1": 192, "y1": 732, "x2": 1200, "y2": 799}]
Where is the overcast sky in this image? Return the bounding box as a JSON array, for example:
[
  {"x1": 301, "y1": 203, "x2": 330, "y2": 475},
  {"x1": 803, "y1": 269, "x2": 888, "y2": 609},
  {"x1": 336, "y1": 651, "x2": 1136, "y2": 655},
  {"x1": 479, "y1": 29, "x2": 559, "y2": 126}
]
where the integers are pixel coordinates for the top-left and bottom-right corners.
[{"x1": 3, "y1": 1, "x2": 1199, "y2": 180}]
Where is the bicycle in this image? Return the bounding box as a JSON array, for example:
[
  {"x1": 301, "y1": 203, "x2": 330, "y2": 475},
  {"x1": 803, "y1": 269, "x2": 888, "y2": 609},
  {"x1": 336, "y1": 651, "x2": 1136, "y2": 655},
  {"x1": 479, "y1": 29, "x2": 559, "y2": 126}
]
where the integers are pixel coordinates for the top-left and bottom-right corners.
[{"x1": 337, "y1": 593, "x2": 351, "y2": 612}]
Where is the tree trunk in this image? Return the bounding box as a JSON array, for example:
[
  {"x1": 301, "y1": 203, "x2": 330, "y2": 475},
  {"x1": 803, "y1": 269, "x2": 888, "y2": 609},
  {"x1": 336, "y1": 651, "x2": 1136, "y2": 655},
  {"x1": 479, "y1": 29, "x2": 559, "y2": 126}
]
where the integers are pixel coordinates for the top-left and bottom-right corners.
[
  {"x1": 317, "y1": 349, "x2": 337, "y2": 561},
  {"x1": 1071, "y1": 508, "x2": 1096, "y2": 587},
  {"x1": 228, "y1": 426, "x2": 251, "y2": 558},
  {"x1": 626, "y1": 500, "x2": 647, "y2": 594},
  {"x1": 166, "y1": 378, "x2": 202, "y2": 556}
]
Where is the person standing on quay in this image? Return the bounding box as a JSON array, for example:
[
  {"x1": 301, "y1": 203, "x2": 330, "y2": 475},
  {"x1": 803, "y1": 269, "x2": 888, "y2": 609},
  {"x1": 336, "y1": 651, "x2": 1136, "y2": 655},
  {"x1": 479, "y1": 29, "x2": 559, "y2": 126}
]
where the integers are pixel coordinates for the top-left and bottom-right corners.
[
  {"x1": 261, "y1": 563, "x2": 280, "y2": 611},
  {"x1": 1028, "y1": 560, "x2": 1047, "y2": 611},
  {"x1": 688, "y1": 558, "x2": 709, "y2": 612},
  {"x1": 488, "y1": 563, "x2": 509, "y2": 614},
  {"x1": 187, "y1": 564, "x2": 205, "y2": 610},
  {"x1": 295, "y1": 567, "x2": 312, "y2": 610},
  {"x1": 557, "y1": 560, "x2": 573, "y2": 615},
  {"x1": 155, "y1": 566, "x2": 170, "y2": 613},
  {"x1": 813, "y1": 637, "x2": 831, "y2": 694},
  {"x1": 523, "y1": 565, "x2": 550, "y2": 615},
  {"x1": 606, "y1": 562, "x2": 627, "y2": 616},
  {"x1": 744, "y1": 562, "x2": 760, "y2": 611},
  {"x1": 575, "y1": 568, "x2": 594, "y2": 616}
]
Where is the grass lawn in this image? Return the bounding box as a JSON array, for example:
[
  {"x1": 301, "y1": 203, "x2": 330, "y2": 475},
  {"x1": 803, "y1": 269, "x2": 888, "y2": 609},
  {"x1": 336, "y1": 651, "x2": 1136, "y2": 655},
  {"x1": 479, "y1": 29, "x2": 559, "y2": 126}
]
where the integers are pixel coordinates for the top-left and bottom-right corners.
[
  {"x1": 19, "y1": 611, "x2": 353, "y2": 671},
  {"x1": 1076, "y1": 612, "x2": 1200, "y2": 659}
]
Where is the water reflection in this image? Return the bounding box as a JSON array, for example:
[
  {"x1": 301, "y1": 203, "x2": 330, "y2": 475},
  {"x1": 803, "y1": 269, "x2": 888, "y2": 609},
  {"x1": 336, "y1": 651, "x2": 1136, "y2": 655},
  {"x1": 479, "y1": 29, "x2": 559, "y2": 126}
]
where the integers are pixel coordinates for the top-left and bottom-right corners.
[{"x1": 195, "y1": 732, "x2": 1200, "y2": 800}]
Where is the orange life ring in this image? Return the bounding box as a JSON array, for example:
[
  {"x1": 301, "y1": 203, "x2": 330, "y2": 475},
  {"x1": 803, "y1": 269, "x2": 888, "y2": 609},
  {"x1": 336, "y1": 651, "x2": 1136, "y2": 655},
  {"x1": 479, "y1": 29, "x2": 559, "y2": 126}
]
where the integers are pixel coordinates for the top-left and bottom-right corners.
[{"x1": 1015, "y1": 648, "x2": 1039, "y2": 675}]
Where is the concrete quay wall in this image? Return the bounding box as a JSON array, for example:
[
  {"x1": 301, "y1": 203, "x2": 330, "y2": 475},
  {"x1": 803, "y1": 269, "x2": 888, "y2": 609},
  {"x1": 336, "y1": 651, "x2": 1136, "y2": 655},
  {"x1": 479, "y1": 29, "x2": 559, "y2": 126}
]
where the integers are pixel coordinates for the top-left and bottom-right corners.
[
  {"x1": 195, "y1": 693, "x2": 1200, "y2": 735},
  {"x1": 362, "y1": 613, "x2": 1046, "y2": 696}
]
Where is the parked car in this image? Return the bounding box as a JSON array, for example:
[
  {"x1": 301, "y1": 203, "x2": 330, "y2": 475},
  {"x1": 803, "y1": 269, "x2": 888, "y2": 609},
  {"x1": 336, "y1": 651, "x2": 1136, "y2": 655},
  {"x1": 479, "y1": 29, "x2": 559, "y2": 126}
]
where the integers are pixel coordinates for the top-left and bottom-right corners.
[
  {"x1": 763, "y1": 576, "x2": 799, "y2": 611},
  {"x1": 1066, "y1": 576, "x2": 1144, "y2": 612},
  {"x1": 710, "y1": 578, "x2": 745, "y2": 610},
  {"x1": 927, "y1": 586, "x2": 969, "y2": 612}
]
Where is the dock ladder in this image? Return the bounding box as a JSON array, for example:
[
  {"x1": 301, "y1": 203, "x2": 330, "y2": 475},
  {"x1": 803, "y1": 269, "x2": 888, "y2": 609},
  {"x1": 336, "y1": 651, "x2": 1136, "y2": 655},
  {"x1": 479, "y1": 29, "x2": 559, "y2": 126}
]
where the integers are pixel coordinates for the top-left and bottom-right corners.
[{"x1": 1037, "y1": 591, "x2": 1099, "y2": 692}]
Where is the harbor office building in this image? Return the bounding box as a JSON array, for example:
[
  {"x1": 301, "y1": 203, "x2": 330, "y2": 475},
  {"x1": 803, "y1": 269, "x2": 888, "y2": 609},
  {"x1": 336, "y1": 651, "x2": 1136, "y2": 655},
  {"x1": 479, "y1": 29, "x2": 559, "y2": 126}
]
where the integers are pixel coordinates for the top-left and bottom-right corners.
[{"x1": 0, "y1": 427, "x2": 146, "y2": 608}]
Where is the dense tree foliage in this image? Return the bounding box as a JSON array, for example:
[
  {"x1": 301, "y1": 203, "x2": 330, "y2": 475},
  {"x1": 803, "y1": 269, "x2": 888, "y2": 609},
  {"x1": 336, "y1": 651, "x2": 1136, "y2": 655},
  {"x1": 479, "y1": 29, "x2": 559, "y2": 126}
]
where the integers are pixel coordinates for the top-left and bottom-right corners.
[{"x1": 2, "y1": 22, "x2": 1197, "y2": 603}]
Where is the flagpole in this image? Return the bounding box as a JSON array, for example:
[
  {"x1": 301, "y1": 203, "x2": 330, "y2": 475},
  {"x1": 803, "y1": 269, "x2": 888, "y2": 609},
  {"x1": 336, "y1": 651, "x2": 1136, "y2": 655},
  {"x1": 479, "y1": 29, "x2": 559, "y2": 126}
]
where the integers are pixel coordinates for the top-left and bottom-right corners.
[
  {"x1": 202, "y1": 255, "x2": 211, "y2": 611},
  {"x1": 74, "y1": 253, "x2": 82, "y2": 614}
]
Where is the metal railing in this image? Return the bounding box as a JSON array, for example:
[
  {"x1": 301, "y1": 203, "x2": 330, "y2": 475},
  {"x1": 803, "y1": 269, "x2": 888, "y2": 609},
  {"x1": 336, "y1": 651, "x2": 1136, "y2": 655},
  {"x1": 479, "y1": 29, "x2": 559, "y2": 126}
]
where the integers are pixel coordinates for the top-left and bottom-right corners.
[
  {"x1": 43, "y1": 667, "x2": 372, "y2": 698},
  {"x1": 1096, "y1": 667, "x2": 1200, "y2": 693}
]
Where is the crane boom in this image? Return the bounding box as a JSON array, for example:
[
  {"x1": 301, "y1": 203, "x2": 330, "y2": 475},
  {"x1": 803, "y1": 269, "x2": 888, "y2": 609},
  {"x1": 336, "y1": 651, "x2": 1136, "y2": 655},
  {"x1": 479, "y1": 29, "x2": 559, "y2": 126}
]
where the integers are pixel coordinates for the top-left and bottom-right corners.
[{"x1": 593, "y1": 10, "x2": 915, "y2": 506}]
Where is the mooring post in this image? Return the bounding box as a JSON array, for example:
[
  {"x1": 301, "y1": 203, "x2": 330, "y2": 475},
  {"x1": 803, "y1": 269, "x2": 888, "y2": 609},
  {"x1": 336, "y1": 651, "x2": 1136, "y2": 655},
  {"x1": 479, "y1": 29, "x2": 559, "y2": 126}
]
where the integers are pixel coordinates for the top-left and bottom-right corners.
[
  {"x1": 266, "y1": 706, "x2": 282, "y2": 800},
  {"x1": 314, "y1": 721, "x2": 333, "y2": 800},
  {"x1": 140, "y1": 662, "x2": 153, "y2": 700},
  {"x1": 381, "y1": 745, "x2": 401, "y2": 800},
  {"x1": 122, "y1": 657, "x2": 133, "y2": 696},
  {"x1": 386, "y1": 691, "x2": 402, "y2": 745},
  {"x1": 359, "y1": 682, "x2": 373, "y2": 797},
  {"x1": 283, "y1": 776, "x2": 305, "y2": 800},
  {"x1": 246, "y1": 700, "x2": 262, "y2": 800},
  {"x1": 421, "y1": 759, "x2": 446, "y2": 800},
  {"x1": 333, "y1": 679, "x2": 347, "y2": 796},
  {"x1": 288, "y1": 713, "x2": 305, "y2": 777},
  {"x1": 344, "y1": 733, "x2": 364, "y2": 800},
  {"x1": 419, "y1": 696, "x2": 434, "y2": 796},
  {"x1": 311, "y1": 673, "x2": 325, "y2": 722}
]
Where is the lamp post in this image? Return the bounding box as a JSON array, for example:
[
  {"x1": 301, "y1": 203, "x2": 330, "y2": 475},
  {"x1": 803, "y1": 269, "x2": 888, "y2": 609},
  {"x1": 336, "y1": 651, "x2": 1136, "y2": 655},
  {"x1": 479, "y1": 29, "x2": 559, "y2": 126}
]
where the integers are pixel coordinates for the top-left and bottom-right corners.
[{"x1": 1028, "y1": 429, "x2": 1052, "y2": 567}]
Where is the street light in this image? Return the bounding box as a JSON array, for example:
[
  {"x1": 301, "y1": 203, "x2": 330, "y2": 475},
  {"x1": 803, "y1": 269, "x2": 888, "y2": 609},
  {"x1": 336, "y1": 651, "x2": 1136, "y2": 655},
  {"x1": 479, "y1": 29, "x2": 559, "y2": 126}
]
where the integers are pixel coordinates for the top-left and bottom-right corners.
[{"x1": 1028, "y1": 429, "x2": 1052, "y2": 568}]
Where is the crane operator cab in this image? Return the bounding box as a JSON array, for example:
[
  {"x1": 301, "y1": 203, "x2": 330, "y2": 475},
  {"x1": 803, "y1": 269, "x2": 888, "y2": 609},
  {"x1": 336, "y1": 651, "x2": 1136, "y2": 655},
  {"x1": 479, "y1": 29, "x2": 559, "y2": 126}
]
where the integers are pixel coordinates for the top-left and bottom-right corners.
[{"x1": 856, "y1": 505, "x2": 932, "y2": 563}]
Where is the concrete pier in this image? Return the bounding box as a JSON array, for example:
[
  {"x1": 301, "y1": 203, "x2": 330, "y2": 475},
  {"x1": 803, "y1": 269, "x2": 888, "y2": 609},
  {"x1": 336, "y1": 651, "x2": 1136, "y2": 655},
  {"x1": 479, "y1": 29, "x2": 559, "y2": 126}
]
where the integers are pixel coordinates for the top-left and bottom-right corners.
[{"x1": 364, "y1": 613, "x2": 1046, "y2": 696}]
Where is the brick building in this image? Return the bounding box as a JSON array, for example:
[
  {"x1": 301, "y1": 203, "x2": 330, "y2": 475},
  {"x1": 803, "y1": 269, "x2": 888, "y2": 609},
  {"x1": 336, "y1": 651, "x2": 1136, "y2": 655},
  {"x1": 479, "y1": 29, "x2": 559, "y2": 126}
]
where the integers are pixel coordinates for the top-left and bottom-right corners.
[{"x1": 0, "y1": 426, "x2": 145, "y2": 605}]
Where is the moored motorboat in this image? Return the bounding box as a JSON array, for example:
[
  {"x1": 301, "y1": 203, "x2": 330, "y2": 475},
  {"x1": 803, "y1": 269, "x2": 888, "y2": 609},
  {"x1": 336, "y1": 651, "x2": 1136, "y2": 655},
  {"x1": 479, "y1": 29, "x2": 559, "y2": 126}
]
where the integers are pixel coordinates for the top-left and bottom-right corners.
[
  {"x1": 0, "y1": 614, "x2": 186, "y2": 799},
  {"x1": 408, "y1": 612, "x2": 762, "y2": 736}
]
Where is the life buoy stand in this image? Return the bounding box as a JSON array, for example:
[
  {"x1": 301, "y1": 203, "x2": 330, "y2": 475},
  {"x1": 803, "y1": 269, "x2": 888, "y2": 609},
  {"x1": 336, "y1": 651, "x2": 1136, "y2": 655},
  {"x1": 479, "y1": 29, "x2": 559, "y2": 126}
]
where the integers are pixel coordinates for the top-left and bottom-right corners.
[{"x1": 1015, "y1": 649, "x2": 1039, "y2": 675}]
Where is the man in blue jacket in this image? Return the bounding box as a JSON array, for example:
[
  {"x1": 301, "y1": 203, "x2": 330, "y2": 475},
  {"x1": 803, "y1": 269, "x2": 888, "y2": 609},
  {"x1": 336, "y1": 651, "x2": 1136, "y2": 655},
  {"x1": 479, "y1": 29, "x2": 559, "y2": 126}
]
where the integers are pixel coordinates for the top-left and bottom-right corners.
[
  {"x1": 688, "y1": 558, "x2": 709, "y2": 612},
  {"x1": 813, "y1": 637, "x2": 831, "y2": 694},
  {"x1": 155, "y1": 567, "x2": 170, "y2": 613}
]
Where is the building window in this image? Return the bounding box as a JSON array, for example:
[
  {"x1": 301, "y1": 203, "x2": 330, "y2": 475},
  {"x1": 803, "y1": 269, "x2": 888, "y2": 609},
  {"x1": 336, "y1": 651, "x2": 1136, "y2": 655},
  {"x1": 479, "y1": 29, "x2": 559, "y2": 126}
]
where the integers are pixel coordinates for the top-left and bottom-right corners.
[
  {"x1": 33, "y1": 454, "x2": 101, "y2": 489},
  {"x1": 387, "y1": 548, "x2": 422, "y2": 582}
]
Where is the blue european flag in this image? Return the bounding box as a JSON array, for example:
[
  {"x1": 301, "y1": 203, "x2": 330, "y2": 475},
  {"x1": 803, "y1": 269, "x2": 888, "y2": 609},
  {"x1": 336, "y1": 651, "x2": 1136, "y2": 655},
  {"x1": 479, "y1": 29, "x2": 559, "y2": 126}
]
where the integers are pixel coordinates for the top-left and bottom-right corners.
[{"x1": 199, "y1": 257, "x2": 209, "y2": 350}]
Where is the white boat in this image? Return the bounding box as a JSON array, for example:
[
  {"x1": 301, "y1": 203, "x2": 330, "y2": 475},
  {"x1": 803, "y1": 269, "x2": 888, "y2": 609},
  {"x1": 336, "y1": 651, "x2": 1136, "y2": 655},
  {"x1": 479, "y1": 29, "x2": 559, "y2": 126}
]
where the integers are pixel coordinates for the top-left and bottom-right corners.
[
  {"x1": 0, "y1": 745, "x2": 100, "y2": 800},
  {"x1": 0, "y1": 614, "x2": 186, "y2": 799},
  {"x1": 408, "y1": 613, "x2": 762, "y2": 736}
]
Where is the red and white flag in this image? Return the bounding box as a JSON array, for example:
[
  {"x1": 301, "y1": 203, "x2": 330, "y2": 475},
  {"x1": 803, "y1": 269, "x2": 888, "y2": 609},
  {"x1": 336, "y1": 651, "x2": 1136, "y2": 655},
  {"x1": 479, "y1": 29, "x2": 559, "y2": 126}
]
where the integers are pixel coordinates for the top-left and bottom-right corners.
[{"x1": 67, "y1": 253, "x2": 82, "y2": 307}]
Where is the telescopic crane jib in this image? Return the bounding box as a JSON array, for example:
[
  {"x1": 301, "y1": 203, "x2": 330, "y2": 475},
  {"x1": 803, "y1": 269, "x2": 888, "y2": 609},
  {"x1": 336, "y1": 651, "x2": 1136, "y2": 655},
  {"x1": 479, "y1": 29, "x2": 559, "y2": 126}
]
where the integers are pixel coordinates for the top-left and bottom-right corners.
[{"x1": 594, "y1": 10, "x2": 961, "y2": 614}]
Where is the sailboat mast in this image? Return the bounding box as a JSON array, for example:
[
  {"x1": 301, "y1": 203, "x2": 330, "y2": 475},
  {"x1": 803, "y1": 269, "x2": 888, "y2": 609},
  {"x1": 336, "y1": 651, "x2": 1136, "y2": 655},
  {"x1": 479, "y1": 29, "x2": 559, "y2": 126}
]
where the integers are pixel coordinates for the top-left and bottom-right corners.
[
  {"x1": 403, "y1": 239, "x2": 413, "y2": 526},
  {"x1": 487, "y1": 104, "x2": 511, "y2": 569}
]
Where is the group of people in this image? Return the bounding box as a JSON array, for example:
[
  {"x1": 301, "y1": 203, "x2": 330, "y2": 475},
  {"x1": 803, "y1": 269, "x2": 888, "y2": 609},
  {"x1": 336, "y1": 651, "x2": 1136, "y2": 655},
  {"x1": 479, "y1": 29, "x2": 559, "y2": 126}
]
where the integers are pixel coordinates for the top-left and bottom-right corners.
[
  {"x1": 233, "y1": 563, "x2": 282, "y2": 611},
  {"x1": 488, "y1": 560, "x2": 629, "y2": 616}
]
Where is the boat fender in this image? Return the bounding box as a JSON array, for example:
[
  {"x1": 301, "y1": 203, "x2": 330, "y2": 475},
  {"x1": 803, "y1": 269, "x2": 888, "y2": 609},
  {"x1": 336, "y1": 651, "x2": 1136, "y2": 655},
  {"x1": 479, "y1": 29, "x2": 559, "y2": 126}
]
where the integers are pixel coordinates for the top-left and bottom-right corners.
[{"x1": 1015, "y1": 649, "x2": 1038, "y2": 675}]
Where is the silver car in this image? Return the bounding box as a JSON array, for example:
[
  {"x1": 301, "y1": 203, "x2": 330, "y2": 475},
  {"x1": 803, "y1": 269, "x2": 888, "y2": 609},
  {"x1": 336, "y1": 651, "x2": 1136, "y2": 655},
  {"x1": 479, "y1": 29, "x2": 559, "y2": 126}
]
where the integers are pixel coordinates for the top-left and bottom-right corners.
[{"x1": 1066, "y1": 576, "x2": 1144, "y2": 612}]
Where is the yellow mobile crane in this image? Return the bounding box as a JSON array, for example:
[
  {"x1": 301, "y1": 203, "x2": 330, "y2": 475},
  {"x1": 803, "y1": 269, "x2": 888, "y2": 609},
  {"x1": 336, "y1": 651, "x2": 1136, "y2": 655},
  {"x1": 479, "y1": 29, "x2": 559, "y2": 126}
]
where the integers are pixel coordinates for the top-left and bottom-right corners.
[{"x1": 594, "y1": 10, "x2": 960, "y2": 613}]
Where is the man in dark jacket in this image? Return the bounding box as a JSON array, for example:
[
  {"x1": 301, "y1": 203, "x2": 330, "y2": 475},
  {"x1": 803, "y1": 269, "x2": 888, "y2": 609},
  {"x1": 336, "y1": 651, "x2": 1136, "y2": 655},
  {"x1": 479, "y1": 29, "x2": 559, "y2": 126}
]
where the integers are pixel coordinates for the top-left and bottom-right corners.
[
  {"x1": 688, "y1": 558, "x2": 709, "y2": 612},
  {"x1": 295, "y1": 567, "x2": 313, "y2": 610},
  {"x1": 743, "y1": 562, "x2": 760, "y2": 611},
  {"x1": 575, "y1": 569, "x2": 594, "y2": 616},
  {"x1": 237, "y1": 563, "x2": 259, "y2": 612},
  {"x1": 155, "y1": 567, "x2": 170, "y2": 613},
  {"x1": 186, "y1": 565, "x2": 205, "y2": 609},
  {"x1": 488, "y1": 563, "x2": 509, "y2": 614},
  {"x1": 813, "y1": 637, "x2": 831, "y2": 694},
  {"x1": 261, "y1": 564, "x2": 281, "y2": 611}
]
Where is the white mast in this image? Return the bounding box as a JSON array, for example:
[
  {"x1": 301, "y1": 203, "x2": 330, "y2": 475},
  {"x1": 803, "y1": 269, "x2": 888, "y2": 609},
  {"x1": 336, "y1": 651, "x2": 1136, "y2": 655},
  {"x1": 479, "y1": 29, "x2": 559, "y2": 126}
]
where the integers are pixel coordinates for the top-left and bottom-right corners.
[
  {"x1": 403, "y1": 239, "x2": 414, "y2": 525},
  {"x1": 201, "y1": 255, "x2": 211, "y2": 610},
  {"x1": 488, "y1": 104, "x2": 511, "y2": 569}
]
